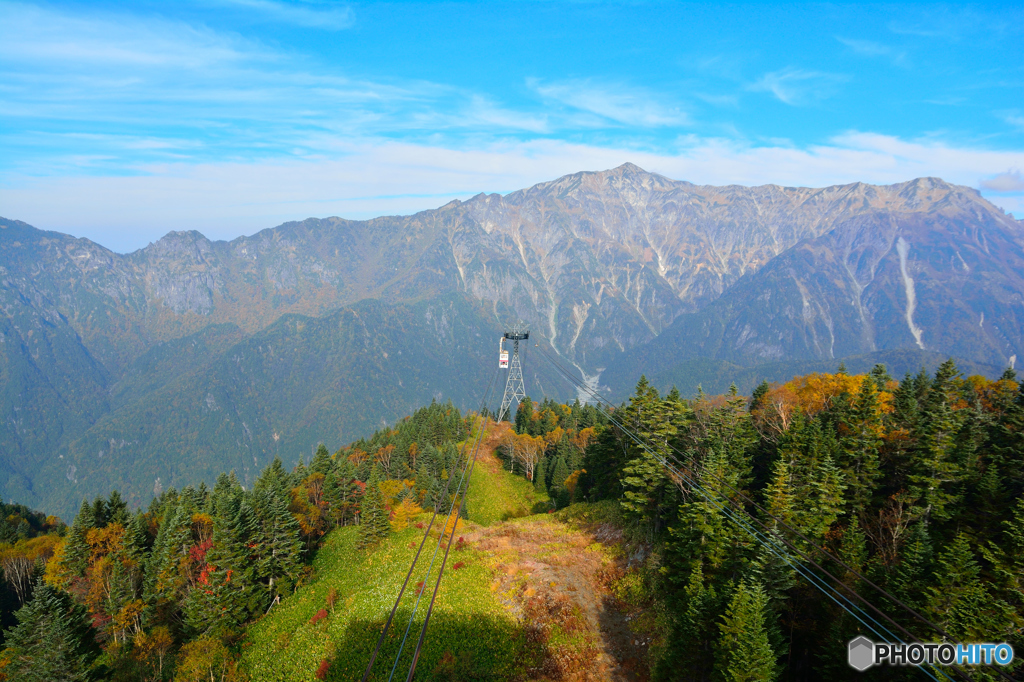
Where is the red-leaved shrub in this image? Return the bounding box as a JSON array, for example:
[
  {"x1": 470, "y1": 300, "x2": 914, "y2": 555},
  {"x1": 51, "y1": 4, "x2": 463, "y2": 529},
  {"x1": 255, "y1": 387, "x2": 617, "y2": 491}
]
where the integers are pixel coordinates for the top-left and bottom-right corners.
[
  {"x1": 452, "y1": 562, "x2": 465, "y2": 571},
  {"x1": 310, "y1": 609, "x2": 328, "y2": 625},
  {"x1": 315, "y1": 659, "x2": 330, "y2": 680}
]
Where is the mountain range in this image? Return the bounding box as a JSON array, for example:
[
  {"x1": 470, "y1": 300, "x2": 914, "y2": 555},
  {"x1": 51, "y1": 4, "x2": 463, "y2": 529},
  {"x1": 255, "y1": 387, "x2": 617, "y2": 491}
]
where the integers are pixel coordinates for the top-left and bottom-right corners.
[{"x1": 2, "y1": 163, "x2": 1022, "y2": 517}]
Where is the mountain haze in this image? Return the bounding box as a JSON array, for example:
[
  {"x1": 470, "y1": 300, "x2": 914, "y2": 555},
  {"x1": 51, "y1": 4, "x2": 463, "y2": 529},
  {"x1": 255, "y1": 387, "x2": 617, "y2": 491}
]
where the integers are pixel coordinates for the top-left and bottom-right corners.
[{"x1": 2, "y1": 164, "x2": 1022, "y2": 517}]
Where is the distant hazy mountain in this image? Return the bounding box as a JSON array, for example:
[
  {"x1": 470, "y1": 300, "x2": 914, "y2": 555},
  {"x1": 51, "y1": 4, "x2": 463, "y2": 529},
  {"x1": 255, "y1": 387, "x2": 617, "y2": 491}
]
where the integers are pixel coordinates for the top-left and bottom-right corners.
[{"x1": 2, "y1": 164, "x2": 1021, "y2": 517}]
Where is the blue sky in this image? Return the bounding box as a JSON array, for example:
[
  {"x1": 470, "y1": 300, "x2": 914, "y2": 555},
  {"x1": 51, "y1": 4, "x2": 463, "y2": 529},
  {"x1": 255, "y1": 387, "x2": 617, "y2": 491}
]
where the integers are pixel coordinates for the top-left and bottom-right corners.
[{"x1": 1, "y1": 1, "x2": 1022, "y2": 252}]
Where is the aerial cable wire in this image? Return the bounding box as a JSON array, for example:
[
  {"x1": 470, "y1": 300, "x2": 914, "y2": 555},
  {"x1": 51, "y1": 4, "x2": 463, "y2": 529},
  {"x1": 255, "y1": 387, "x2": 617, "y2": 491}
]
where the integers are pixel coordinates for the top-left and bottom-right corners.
[
  {"x1": 537, "y1": 351, "x2": 961, "y2": 682},
  {"x1": 533, "y1": 346, "x2": 981, "y2": 682},
  {"x1": 384, "y1": 421, "x2": 486, "y2": 681},
  {"x1": 535, "y1": 347, "x2": 1001, "y2": 675},
  {"x1": 532, "y1": 350, "x2": 942, "y2": 667},
  {"x1": 361, "y1": 365, "x2": 501, "y2": 681},
  {"x1": 403, "y1": 397, "x2": 491, "y2": 682},
  {"x1": 513, "y1": 346, "x2": 917, "y2": 656},
  {"x1": 384, "y1": 375, "x2": 499, "y2": 681},
  {"x1": 534, "y1": 348, "x2": 976, "y2": 680}
]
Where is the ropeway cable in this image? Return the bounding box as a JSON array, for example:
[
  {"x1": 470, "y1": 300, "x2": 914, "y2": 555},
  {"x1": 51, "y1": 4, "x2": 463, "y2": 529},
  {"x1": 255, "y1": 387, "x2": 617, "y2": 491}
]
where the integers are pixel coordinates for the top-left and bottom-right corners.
[
  {"x1": 384, "y1": 416, "x2": 489, "y2": 682},
  {"x1": 517, "y1": 347, "x2": 923, "y2": 665},
  {"x1": 361, "y1": 365, "x2": 501, "y2": 681},
  {"x1": 537, "y1": 350, "x2": 961, "y2": 682},
  {"x1": 402, "y1": 410, "x2": 489, "y2": 681},
  {"x1": 537, "y1": 348, "x2": 1013, "y2": 682},
  {"x1": 383, "y1": 372, "x2": 500, "y2": 682},
  {"x1": 534, "y1": 346, "x2": 981, "y2": 682},
  {"x1": 364, "y1": 366, "x2": 500, "y2": 681}
]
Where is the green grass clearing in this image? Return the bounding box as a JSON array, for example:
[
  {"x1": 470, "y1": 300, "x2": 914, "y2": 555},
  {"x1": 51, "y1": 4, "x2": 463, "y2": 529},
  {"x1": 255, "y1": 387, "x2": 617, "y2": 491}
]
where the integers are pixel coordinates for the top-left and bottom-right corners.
[{"x1": 240, "y1": 518, "x2": 535, "y2": 681}]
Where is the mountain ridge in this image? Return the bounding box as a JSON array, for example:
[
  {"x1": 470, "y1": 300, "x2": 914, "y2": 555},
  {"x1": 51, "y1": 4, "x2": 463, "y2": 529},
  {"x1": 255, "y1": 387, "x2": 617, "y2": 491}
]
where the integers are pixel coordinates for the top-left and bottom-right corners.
[{"x1": 3, "y1": 164, "x2": 1023, "y2": 517}]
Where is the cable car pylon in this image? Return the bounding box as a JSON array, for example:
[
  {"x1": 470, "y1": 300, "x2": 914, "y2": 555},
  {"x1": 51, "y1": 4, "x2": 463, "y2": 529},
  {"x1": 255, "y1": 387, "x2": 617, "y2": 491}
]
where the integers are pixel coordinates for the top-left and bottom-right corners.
[{"x1": 496, "y1": 325, "x2": 529, "y2": 422}]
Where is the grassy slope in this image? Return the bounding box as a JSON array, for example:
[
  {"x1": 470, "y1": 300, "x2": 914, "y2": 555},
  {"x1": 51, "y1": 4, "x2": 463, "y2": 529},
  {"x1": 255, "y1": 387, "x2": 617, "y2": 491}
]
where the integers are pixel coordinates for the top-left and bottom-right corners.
[
  {"x1": 241, "y1": 426, "x2": 551, "y2": 681},
  {"x1": 465, "y1": 433, "x2": 550, "y2": 527}
]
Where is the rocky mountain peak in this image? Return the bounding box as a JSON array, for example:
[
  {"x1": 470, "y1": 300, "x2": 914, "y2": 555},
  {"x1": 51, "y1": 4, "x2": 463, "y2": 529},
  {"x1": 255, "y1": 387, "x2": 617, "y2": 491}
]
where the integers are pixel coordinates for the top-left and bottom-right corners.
[{"x1": 141, "y1": 230, "x2": 216, "y2": 263}]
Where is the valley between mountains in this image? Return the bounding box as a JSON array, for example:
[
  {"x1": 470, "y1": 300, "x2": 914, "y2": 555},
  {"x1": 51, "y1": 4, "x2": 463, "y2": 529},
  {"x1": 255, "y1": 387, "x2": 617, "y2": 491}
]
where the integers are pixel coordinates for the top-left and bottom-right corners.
[{"x1": 2, "y1": 163, "x2": 1022, "y2": 518}]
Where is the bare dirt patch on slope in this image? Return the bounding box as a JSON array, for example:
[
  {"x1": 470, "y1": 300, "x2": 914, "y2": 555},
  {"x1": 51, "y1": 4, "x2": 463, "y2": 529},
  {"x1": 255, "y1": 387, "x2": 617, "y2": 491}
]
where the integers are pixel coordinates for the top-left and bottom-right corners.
[{"x1": 465, "y1": 448, "x2": 651, "y2": 681}]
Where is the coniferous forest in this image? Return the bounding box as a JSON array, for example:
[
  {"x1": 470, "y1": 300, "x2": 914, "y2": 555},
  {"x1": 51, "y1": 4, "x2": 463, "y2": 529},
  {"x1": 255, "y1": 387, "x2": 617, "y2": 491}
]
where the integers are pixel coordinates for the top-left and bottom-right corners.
[
  {"x1": 0, "y1": 361, "x2": 1022, "y2": 680},
  {"x1": 504, "y1": 361, "x2": 1024, "y2": 681}
]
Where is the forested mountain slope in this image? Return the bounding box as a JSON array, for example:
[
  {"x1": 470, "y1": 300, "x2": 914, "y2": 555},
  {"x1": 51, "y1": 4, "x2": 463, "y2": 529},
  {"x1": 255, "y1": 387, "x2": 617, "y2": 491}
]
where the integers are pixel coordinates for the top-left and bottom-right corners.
[
  {"x1": 3, "y1": 165, "x2": 1023, "y2": 517},
  {"x1": 3, "y1": 365, "x2": 1021, "y2": 680}
]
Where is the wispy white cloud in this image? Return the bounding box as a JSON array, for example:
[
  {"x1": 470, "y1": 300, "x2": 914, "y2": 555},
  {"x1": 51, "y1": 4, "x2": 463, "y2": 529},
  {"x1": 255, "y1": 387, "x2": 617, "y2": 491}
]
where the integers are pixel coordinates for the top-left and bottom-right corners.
[
  {"x1": 529, "y1": 79, "x2": 688, "y2": 127},
  {"x1": 981, "y1": 170, "x2": 1024, "y2": 192},
  {"x1": 1004, "y1": 114, "x2": 1024, "y2": 133},
  {"x1": 4, "y1": 134, "x2": 1022, "y2": 252},
  {"x1": 460, "y1": 96, "x2": 549, "y2": 133},
  {"x1": 748, "y1": 67, "x2": 847, "y2": 106},
  {"x1": 214, "y1": 0, "x2": 354, "y2": 30},
  {"x1": 836, "y1": 37, "x2": 908, "y2": 67},
  {"x1": 0, "y1": 1, "x2": 261, "y2": 68}
]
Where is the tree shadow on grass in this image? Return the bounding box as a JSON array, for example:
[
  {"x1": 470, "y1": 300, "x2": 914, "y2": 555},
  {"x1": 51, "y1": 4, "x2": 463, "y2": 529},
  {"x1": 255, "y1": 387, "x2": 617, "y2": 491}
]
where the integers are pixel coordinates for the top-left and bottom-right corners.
[{"x1": 320, "y1": 610, "x2": 546, "y2": 681}]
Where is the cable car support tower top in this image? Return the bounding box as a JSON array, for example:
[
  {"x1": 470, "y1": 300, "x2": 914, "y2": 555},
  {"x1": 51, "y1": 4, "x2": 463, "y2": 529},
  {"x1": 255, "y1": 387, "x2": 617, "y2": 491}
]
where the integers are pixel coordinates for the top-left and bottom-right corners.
[{"x1": 496, "y1": 325, "x2": 529, "y2": 422}]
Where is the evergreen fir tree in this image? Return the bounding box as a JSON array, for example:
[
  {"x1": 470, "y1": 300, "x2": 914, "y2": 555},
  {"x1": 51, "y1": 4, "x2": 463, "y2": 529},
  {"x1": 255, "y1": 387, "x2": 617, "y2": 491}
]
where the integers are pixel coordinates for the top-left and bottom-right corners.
[
  {"x1": 310, "y1": 443, "x2": 332, "y2": 476},
  {"x1": 837, "y1": 375, "x2": 883, "y2": 512},
  {"x1": 61, "y1": 510, "x2": 92, "y2": 580},
  {"x1": 550, "y1": 456, "x2": 570, "y2": 491},
  {"x1": 254, "y1": 457, "x2": 290, "y2": 498},
  {"x1": 514, "y1": 397, "x2": 534, "y2": 434},
  {"x1": 656, "y1": 563, "x2": 718, "y2": 682},
  {"x1": 749, "y1": 381, "x2": 770, "y2": 412},
  {"x1": 251, "y1": 488, "x2": 303, "y2": 601},
  {"x1": 106, "y1": 490, "x2": 130, "y2": 527},
  {"x1": 146, "y1": 502, "x2": 193, "y2": 610},
  {"x1": 990, "y1": 378, "x2": 1024, "y2": 500},
  {"x1": 549, "y1": 456, "x2": 570, "y2": 507},
  {"x1": 1, "y1": 580, "x2": 102, "y2": 681},
  {"x1": 887, "y1": 522, "x2": 933, "y2": 614},
  {"x1": 747, "y1": 528, "x2": 794, "y2": 663},
  {"x1": 669, "y1": 447, "x2": 741, "y2": 583},
  {"x1": 869, "y1": 363, "x2": 893, "y2": 392},
  {"x1": 911, "y1": 359, "x2": 964, "y2": 523},
  {"x1": 90, "y1": 496, "x2": 108, "y2": 529},
  {"x1": 357, "y1": 468, "x2": 391, "y2": 549},
  {"x1": 926, "y1": 534, "x2": 1016, "y2": 643},
  {"x1": 184, "y1": 483, "x2": 261, "y2": 637},
  {"x1": 715, "y1": 581, "x2": 778, "y2": 682},
  {"x1": 534, "y1": 456, "x2": 547, "y2": 494}
]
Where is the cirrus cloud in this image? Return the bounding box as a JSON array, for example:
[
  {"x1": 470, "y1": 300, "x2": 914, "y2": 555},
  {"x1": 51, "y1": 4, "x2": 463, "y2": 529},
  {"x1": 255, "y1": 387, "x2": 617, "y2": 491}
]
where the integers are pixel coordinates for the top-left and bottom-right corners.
[{"x1": 749, "y1": 67, "x2": 848, "y2": 106}]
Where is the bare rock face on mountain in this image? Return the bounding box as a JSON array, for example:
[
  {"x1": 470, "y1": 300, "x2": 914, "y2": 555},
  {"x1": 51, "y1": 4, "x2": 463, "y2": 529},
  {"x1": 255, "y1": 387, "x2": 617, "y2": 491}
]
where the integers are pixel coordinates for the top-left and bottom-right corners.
[
  {"x1": 600, "y1": 182, "x2": 1024, "y2": 390},
  {"x1": 455, "y1": 166, "x2": 1022, "y2": 372},
  {"x1": 2, "y1": 165, "x2": 1022, "y2": 517}
]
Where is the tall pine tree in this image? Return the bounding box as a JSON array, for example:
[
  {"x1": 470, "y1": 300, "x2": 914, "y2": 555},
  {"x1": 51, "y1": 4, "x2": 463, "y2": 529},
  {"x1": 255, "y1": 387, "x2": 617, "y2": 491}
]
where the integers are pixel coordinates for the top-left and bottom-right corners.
[{"x1": 357, "y1": 467, "x2": 391, "y2": 549}]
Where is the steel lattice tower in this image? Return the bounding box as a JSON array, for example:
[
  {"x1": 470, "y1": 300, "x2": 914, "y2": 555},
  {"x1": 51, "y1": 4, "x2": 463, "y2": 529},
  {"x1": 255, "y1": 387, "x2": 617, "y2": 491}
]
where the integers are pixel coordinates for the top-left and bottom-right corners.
[{"x1": 497, "y1": 326, "x2": 529, "y2": 422}]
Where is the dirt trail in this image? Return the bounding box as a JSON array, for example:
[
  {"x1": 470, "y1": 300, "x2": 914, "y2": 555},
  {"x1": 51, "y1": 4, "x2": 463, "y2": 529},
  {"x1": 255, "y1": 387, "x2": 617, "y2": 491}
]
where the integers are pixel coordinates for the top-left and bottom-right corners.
[{"x1": 466, "y1": 443, "x2": 649, "y2": 681}]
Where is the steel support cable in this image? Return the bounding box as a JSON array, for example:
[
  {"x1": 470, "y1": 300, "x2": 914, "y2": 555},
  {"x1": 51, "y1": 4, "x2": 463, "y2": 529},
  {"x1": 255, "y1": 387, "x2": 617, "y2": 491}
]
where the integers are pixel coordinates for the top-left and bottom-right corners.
[
  {"x1": 540, "y1": 359, "x2": 961, "y2": 682},
  {"x1": 535, "y1": 349, "x2": 1006, "y2": 682},
  {"x1": 361, "y1": 366, "x2": 501, "y2": 682},
  {"x1": 533, "y1": 348, "x2": 976, "y2": 682},
  {"x1": 384, "y1": 414, "x2": 490, "y2": 682},
  {"x1": 403, "y1": 408, "x2": 489, "y2": 682},
  {"x1": 384, "y1": 380, "x2": 500, "y2": 682},
  {"x1": 531, "y1": 352, "x2": 939, "y2": 665}
]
